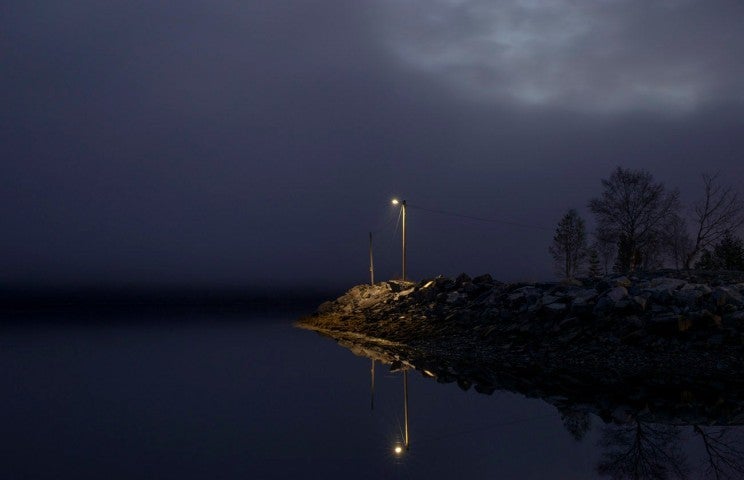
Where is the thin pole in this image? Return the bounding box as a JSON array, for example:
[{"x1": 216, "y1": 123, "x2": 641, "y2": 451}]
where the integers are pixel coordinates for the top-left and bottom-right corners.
[
  {"x1": 401, "y1": 201, "x2": 407, "y2": 282},
  {"x1": 369, "y1": 232, "x2": 375, "y2": 285},
  {"x1": 403, "y1": 369, "x2": 409, "y2": 450}
]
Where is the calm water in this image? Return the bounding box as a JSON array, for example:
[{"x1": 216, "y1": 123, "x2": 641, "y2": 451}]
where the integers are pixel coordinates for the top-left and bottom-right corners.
[{"x1": 2, "y1": 310, "x2": 742, "y2": 479}]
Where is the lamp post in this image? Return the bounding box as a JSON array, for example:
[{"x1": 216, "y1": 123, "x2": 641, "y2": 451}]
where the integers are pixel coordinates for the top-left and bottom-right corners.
[{"x1": 392, "y1": 199, "x2": 407, "y2": 281}]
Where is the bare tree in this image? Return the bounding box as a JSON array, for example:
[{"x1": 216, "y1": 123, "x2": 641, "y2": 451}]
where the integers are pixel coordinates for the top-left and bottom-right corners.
[
  {"x1": 595, "y1": 230, "x2": 617, "y2": 275},
  {"x1": 684, "y1": 173, "x2": 744, "y2": 269},
  {"x1": 664, "y1": 215, "x2": 693, "y2": 270},
  {"x1": 597, "y1": 421, "x2": 688, "y2": 479},
  {"x1": 693, "y1": 426, "x2": 744, "y2": 480},
  {"x1": 549, "y1": 209, "x2": 587, "y2": 280},
  {"x1": 589, "y1": 167, "x2": 680, "y2": 273}
]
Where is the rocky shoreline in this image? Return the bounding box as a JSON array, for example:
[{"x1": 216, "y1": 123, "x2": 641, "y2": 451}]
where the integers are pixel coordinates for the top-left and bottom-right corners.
[
  {"x1": 298, "y1": 270, "x2": 744, "y2": 384},
  {"x1": 298, "y1": 270, "x2": 744, "y2": 426}
]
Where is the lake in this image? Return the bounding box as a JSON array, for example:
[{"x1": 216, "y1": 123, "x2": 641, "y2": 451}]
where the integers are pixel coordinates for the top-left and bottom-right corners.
[{"x1": 2, "y1": 309, "x2": 743, "y2": 479}]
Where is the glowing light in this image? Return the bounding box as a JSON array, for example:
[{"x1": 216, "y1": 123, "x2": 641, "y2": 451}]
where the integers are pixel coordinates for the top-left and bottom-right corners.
[
  {"x1": 392, "y1": 199, "x2": 400, "y2": 205},
  {"x1": 394, "y1": 445, "x2": 403, "y2": 455}
]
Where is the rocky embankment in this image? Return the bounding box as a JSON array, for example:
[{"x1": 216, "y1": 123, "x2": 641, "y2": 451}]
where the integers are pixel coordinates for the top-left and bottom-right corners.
[{"x1": 299, "y1": 271, "x2": 744, "y2": 382}]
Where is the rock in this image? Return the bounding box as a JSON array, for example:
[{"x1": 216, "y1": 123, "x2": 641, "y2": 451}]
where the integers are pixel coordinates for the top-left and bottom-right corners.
[
  {"x1": 541, "y1": 294, "x2": 560, "y2": 305},
  {"x1": 593, "y1": 297, "x2": 615, "y2": 316},
  {"x1": 544, "y1": 302, "x2": 567, "y2": 313},
  {"x1": 713, "y1": 287, "x2": 743, "y2": 307},
  {"x1": 473, "y1": 274, "x2": 494, "y2": 285},
  {"x1": 447, "y1": 292, "x2": 464, "y2": 304},
  {"x1": 688, "y1": 310, "x2": 722, "y2": 330},
  {"x1": 317, "y1": 301, "x2": 336, "y2": 314},
  {"x1": 650, "y1": 277, "x2": 687, "y2": 291},
  {"x1": 474, "y1": 383, "x2": 496, "y2": 395},
  {"x1": 445, "y1": 310, "x2": 474, "y2": 324},
  {"x1": 389, "y1": 280, "x2": 417, "y2": 293},
  {"x1": 457, "y1": 378, "x2": 472, "y2": 391},
  {"x1": 614, "y1": 276, "x2": 632, "y2": 288},
  {"x1": 413, "y1": 285, "x2": 439, "y2": 302},
  {"x1": 645, "y1": 313, "x2": 687, "y2": 335},
  {"x1": 608, "y1": 286, "x2": 629, "y2": 303},
  {"x1": 674, "y1": 284, "x2": 710, "y2": 306},
  {"x1": 631, "y1": 295, "x2": 648, "y2": 311},
  {"x1": 394, "y1": 288, "x2": 415, "y2": 300}
]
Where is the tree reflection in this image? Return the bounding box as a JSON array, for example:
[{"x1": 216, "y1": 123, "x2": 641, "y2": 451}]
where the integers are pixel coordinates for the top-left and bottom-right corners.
[
  {"x1": 597, "y1": 421, "x2": 688, "y2": 479},
  {"x1": 559, "y1": 407, "x2": 592, "y2": 442},
  {"x1": 693, "y1": 426, "x2": 744, "y2": 480}
]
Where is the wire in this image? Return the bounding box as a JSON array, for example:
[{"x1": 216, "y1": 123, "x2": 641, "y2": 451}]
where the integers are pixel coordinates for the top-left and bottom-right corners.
[
  {"x1": 407, "y1": 204, "x2": 552, "y2": 232},
  {"x1": 415, "y1": 412, "x2": 556, "y2": 445}
]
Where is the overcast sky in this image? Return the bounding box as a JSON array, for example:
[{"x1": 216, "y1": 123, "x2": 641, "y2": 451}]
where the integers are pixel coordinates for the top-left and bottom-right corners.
[{"x1": 2, "y1": 0, "x2": 743, "y2": 289}]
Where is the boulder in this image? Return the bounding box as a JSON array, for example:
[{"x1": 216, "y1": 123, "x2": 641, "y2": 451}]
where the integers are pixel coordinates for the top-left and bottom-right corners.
[
  {"x1": 631, "y1": 295, "x2": 648, "y2": 311},
  {"x1": 608, "y1": 286, "x2": 629, "y2": 303},
  {"x1": 447, "y1": 292, "x2": 465, "y2": 304},
  {"x1": 649, "y1": 277, "x2": 687, "y2": 290},
  {"x1": 613, "y1": 276, "x2": 632, "y2": 288},
  {"x1": 473, "y1": 273, "x2": 494, "y2": 285},
  {"x1": 713, "y1": 287, "x2": 743, "y2": 307},
  {"x1": 645, "y1": 313, "x2": 687, "y2": 335},
  {"x1": 544, "y1": 302, "x2": 567, "y2": 313},
  {"x1": 687, "y1": 310, "x2": 722, "y2": 330}
]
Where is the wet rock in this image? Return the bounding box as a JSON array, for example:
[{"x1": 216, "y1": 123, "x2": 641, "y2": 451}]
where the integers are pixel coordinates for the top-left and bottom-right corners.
[{"x1": 457, "y1": 378, "x2": 472, "y2": 391}]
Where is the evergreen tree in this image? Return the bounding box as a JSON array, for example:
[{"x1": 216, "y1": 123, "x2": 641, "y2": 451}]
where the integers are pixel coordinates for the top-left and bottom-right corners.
[
  {"x1": 695, "y1": 232, "x2": 744, "y2": 271},
  {"x1": 549, "y1": 209, "x2": 588, "y2": 280}
]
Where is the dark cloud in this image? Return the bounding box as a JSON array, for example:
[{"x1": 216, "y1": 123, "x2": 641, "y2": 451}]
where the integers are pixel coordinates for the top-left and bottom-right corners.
[
  {"x1": 379, "y1": 0, "x2": 744, "y2": 113},
  {"x1": 1, "y1": 0, "x2": 743, "y2": 288}
]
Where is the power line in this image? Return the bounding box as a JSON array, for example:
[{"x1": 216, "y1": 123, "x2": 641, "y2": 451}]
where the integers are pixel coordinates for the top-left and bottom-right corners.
[{"x1": 407, "y1": 204, "x2": 552, "y2": 232}]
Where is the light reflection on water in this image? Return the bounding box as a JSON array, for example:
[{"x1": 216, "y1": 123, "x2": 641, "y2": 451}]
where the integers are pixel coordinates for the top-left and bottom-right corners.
[{"x1": 1, "y1": 312, "x2": 743, "y2": 479}]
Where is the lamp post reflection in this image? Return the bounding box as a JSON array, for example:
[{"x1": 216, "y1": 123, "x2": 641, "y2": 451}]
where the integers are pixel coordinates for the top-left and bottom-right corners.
[
  {"x1": 403, "y1": 369, "x2": 410, "y2": 450},
  {"x1": 370, "y1": 359, "x2": 375, "y2": 411},
  {"x1": 392, "y1": 368, "x2": 410, "y2": 456},
  {"x1": 365, "y1": 357, "x2": 412, "y2": 456}
]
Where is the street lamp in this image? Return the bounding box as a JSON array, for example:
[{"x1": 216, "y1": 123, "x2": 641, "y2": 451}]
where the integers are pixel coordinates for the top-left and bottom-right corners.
[{"x1": 391, "y1": 199, "x2": 407, "y2": 281}]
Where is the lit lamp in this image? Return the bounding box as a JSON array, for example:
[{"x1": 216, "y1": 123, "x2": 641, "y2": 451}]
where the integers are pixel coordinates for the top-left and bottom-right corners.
[{"x1": 391, "y1": 199, "x2": 407, "y2": 281}]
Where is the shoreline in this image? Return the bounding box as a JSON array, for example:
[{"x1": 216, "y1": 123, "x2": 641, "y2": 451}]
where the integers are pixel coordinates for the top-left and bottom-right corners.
[{"x1": 298, "y1": 269, "x2": 744, "y2": 383}]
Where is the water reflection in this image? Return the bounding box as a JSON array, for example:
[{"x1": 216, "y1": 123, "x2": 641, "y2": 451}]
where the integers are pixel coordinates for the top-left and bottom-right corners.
[
  {"x1": 693, "y1": 425, "x2": 744, "y2": 479},
  {"x1": 597, "y1": 421, "x2": 688, "y2": 479},
  {"x1": 378, "y1": 360, "x2": 411, "y2": 455},
  {"x1": 313, "y1": 329, "x2": 744, "y2": 479}
]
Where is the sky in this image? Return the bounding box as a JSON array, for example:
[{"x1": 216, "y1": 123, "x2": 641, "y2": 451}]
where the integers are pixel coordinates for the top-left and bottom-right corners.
[{"x1": 2, "y1": 0, "x2": 744, "y2": 289}]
